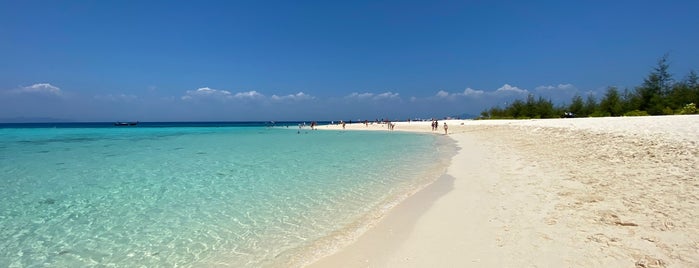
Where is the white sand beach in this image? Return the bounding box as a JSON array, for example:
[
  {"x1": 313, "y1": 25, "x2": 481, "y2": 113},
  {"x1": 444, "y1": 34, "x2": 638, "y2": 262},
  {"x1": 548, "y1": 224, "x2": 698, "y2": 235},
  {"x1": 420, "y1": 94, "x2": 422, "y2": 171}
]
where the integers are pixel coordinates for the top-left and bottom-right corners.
[{"x1": 310, "y1": 115, "x2": 699, "y2": 267}]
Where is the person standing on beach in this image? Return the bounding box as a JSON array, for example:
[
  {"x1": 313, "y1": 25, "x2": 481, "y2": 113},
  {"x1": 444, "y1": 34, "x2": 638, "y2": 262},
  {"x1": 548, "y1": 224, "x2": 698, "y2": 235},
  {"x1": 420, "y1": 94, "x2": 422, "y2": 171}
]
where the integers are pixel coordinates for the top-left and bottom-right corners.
[{"x1": 443, "y1": 122, "x2": 448, "y2": 135}]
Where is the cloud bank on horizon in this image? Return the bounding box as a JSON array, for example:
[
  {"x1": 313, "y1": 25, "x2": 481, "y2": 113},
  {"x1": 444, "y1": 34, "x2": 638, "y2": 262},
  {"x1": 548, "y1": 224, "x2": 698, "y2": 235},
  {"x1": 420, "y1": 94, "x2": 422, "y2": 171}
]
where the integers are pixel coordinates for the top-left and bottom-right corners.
[{"x1": 0, "y1": 82, "x2": 588, "y2": 122}]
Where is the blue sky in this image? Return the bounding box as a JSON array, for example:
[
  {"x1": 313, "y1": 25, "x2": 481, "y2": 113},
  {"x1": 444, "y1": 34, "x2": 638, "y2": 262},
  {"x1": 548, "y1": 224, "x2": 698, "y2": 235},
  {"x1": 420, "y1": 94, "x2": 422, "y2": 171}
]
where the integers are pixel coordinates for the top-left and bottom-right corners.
[{"x1": 1, "y1": 0, "x2": 698, "y2": 122}]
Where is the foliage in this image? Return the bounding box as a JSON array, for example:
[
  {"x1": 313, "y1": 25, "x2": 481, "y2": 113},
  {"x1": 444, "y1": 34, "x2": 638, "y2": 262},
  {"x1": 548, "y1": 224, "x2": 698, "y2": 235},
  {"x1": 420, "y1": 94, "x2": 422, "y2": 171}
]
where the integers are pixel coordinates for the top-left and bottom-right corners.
[
  {"x1": 568, "y1": 95, "x2": 584, "y2": 116},
  {"x1": 636, "y1": 54, "x2": 673, "y2": 112},
  {"x1": 662, "y1": 106, "x2": 674, "y2": 115},
  {"x1": 679, "y1": 103, "x2": 697, "y2": 114},
  {"x1": 589, "y1": 111, "x2": 610, "y2": 117},
  {"x1": 624, "y1": 110, "x2": 649, "y2": 116},
  {"x1": 599, "y1": 87, "x2": 624, "y2": 116},
  {"x1": 582, "y1": 94, "x2": 597, "y2": 117},
  {"x1": 479, "y1": 55, "x2": 699, "y2": 119}
]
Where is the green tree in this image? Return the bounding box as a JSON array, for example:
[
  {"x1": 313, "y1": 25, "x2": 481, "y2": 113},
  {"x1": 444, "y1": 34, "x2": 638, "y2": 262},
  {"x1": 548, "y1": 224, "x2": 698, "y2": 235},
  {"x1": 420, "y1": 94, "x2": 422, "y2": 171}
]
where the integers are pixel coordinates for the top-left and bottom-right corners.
[
  {"x1": 582, "y1": 94, "x2": 597, "y2": 117},
  {"x1": 478, "y1": 56, "x2": 699, "y2": 120},
  {"x1": 599, "y1": 87, "x2": 624, "y2": 116},
  {"x1": 568, "y1": 95, "x2": 584, "y2": 116},
  {"x1": 535, "y1": 97, "x2": 556, "y2": 118},
  {"x1": 621, "y1": 88, "x2": 635, "y2": 113},
  {"x1": 524, "y1": 94, "x2": 537, "y2": 118},
  {"x1": 507, "y1": 99, "x2": 526, "y2": 118},
  {"x1": 689, "y1": 70, "x2": 699, "y2": 105},
  {"x1": 649, "y1": 94, "x2": 671, "y2": 115},
  {"x1": 670, "y1": 70, "x2": 699, "y2": 109},
  {"x1": 635, "y1": 54, "x2": 674, "y2": 114},
  {"x1": 686, "y1": 70, "x2": 698, "y2": 88},
  {"x1": 484, "y1": 106, "x2": 508, "y2": 118}
]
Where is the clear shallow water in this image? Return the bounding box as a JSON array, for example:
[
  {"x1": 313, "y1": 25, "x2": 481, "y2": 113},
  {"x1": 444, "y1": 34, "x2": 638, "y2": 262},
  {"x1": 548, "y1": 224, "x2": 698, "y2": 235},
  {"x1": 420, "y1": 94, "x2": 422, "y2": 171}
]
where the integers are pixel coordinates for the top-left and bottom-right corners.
[{"x1": 0, "y1": 123, "x2": 450, "y2": 267}]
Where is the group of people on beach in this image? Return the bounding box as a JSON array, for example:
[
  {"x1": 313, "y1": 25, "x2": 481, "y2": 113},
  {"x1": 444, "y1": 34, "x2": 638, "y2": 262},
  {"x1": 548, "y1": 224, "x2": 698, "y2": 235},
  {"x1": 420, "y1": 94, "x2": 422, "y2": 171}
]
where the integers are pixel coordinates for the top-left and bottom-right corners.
[
  {"x1": 335, "y1": 118, "x2": 447, "y2": 134},
  {"x1": 296, "y1": 121, "x2": 319, "y2": 134},
  {"x1": 431, "y1": 119, "x2": 448, "y2": 134},
  {"x1": 335, "y1": 118, "x2": 399, "y2": 129}
]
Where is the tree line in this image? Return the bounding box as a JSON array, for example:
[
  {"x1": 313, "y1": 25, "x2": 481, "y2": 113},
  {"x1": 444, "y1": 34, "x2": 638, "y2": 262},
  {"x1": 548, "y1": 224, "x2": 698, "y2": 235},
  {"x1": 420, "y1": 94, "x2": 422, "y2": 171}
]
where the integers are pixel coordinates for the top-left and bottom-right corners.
[{"x1": 480, "y1": 55, "x2": 699, "y2": 119}]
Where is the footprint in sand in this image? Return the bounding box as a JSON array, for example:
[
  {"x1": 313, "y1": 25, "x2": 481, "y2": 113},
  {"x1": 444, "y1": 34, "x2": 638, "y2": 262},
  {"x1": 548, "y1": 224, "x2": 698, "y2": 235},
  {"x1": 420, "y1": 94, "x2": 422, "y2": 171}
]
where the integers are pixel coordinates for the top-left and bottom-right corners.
[
  {"x1": 634, "y1": 255, "x2": 666, "y2": 268},
  {"x1": 598, "y1": 211, "x2": 638, "y2": 227}
]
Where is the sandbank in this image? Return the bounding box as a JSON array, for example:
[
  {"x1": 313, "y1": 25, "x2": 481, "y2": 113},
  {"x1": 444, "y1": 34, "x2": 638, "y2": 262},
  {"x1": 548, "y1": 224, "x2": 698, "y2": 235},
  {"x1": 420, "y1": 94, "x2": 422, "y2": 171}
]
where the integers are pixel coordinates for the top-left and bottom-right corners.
[{"x1": 309, "y1": 115, "x2": 699, "y2": 267}]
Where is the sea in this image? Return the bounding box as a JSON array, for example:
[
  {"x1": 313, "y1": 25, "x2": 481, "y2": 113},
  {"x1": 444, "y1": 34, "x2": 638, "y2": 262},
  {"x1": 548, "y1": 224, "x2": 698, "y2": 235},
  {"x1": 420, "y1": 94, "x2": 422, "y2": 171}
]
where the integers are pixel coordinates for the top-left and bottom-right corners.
[{"x1": 0, "y1": 122, "x2": 454, "y2": 267}]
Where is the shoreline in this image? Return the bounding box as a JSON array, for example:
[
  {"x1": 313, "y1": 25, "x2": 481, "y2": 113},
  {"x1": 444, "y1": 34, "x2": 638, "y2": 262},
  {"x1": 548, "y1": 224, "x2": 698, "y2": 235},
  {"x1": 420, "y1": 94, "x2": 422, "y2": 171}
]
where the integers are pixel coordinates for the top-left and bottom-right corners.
[
  {"x1": 309, "y1": 115, "x2": 699, "y2": 267},
  {"x1": 278, "y1": 128, "x2": 457, "y2": 267}
]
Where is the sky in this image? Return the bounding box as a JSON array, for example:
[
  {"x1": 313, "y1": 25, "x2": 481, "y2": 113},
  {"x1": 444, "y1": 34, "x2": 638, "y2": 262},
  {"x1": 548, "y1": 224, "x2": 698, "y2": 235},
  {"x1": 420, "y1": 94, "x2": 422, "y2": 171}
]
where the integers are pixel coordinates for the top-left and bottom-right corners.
[{"x1": 1, "y1": 0, "x2": 698, "y2": 122}]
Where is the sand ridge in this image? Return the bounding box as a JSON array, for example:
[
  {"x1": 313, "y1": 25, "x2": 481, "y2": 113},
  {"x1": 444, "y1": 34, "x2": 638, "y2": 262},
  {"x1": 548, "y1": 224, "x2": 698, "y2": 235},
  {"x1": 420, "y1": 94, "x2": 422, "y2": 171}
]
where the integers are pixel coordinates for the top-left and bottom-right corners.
[{"x1": 310, "y1": 115, "x2": 699, "y2": 267}]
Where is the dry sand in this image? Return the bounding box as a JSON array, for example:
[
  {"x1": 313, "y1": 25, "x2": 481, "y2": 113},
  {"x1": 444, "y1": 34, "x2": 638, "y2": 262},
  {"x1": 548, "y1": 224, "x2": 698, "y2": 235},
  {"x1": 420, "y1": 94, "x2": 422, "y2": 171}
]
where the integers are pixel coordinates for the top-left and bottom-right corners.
[{"x1": 309, "y1": 115, "x2": 699, "y2": 267}]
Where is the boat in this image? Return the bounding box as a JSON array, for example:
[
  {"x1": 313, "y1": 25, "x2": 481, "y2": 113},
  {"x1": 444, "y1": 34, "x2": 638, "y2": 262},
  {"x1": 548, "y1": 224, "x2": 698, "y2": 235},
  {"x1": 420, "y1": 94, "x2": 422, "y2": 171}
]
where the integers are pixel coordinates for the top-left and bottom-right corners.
[{"x1": 114, "y1": 121, "x2": 138, "y2": 126}]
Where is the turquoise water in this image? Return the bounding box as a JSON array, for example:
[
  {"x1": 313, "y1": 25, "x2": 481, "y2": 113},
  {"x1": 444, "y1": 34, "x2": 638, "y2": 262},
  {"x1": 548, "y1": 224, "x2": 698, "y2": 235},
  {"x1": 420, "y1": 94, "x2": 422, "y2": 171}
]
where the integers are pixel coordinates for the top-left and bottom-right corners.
[{"x1": 0, "y1": 124, "x2": 452, "y2": 267}]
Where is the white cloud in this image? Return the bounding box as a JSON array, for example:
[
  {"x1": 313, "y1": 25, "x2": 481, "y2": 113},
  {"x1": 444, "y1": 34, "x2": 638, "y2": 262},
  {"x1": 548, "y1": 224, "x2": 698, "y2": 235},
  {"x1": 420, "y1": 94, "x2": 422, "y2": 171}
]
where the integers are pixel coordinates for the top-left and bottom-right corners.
[
  {"x1": 435, "y1": 87, "x2": 485, "y2": 98},
  {"x1": 182, "y1": 87, "x2": 266, "y2": 101},
  {"x1": 233, "y1": 90, "x2": 263, "y2": 99},
  {"x1": 346, "y1": 92, "x2": 375, "y2": 99},
  {"x1": 462, "y1": 88, "x2": 485, "y2": 96},
  {"x1": 495, "y1": 84, "x2": 528, "y2": 94},
  {"x1": 345, "y1": 91, "x2": 399, "y2": 100},
  {"x1": 346, "y1": 91, "x2": 400, "y2": 101},
  {"x1": 198, "y1": 87, "x2": 231, "y2": 95},
  {"x1": 181, "y1": 87, "x2": 232, "y2": 100},
  {"x1": 15, "y1": 83, "x2": 62, "y2": 95},
  {"x1": 559, "y1": 84, "x2": 575, "y2": 90},
  {"x1": 535, "y1": 83, "x2": 575, "y2": 91},
  {"x1": 179, "y1": 87, "x2": 318, "y2": 103},
  {"x1": 271, "y1": 92, "x2": 314, "y2": 101},
  {"x1": 374, "y1": 92, "x2": 399, "y2": 100},
  {"x1": 436, "y1": 90, "x2": 450, "y2": 98}
]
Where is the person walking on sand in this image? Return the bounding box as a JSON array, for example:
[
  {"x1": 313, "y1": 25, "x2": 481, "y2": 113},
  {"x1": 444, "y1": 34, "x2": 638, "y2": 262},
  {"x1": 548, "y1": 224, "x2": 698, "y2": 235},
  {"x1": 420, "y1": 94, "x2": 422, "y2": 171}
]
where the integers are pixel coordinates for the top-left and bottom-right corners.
[{"x1": 443, "y1": 122, "x2": 448, "y2": 135}]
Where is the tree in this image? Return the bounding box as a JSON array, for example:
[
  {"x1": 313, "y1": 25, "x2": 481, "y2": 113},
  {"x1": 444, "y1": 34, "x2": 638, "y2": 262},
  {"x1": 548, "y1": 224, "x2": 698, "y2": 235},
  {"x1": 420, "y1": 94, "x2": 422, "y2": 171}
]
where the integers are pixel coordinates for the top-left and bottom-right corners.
[
  {"x1": 686, "y1": 70, "x2": 698, "y2": 88},
  {"x1": 533, "y1": 97, "x2": 554, "y2": 118},
  {"x1": 582, "y1": 94, "x2": 597, "y2": 117},
  {"x1": 635, "y1": 54, "x2": 674, "y2": 114},
  {"x1": 621, "y1": 88, "x2": 635, "y2": 113},
  {"x1": 507, "y1": 99, "x2": 526, "y2": 118},
  {"x1": 477, "y1": 55, "x2": 699, "y2": 119},
  {"x1": 524, "y1": 94, "x2": 537, "y2": 118},
  {"x1": 568, "y1": 95, "x2": 584, "y2": 116},
  {"x1": 667, "y1": 70, "x2": 699, "y2": 112},
  {"x1": 599, "y1": 87, "x2": 624, "y2": 116},
  {"x1": 682, "y1": 70, "x2": 699, "y2": 105}
]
